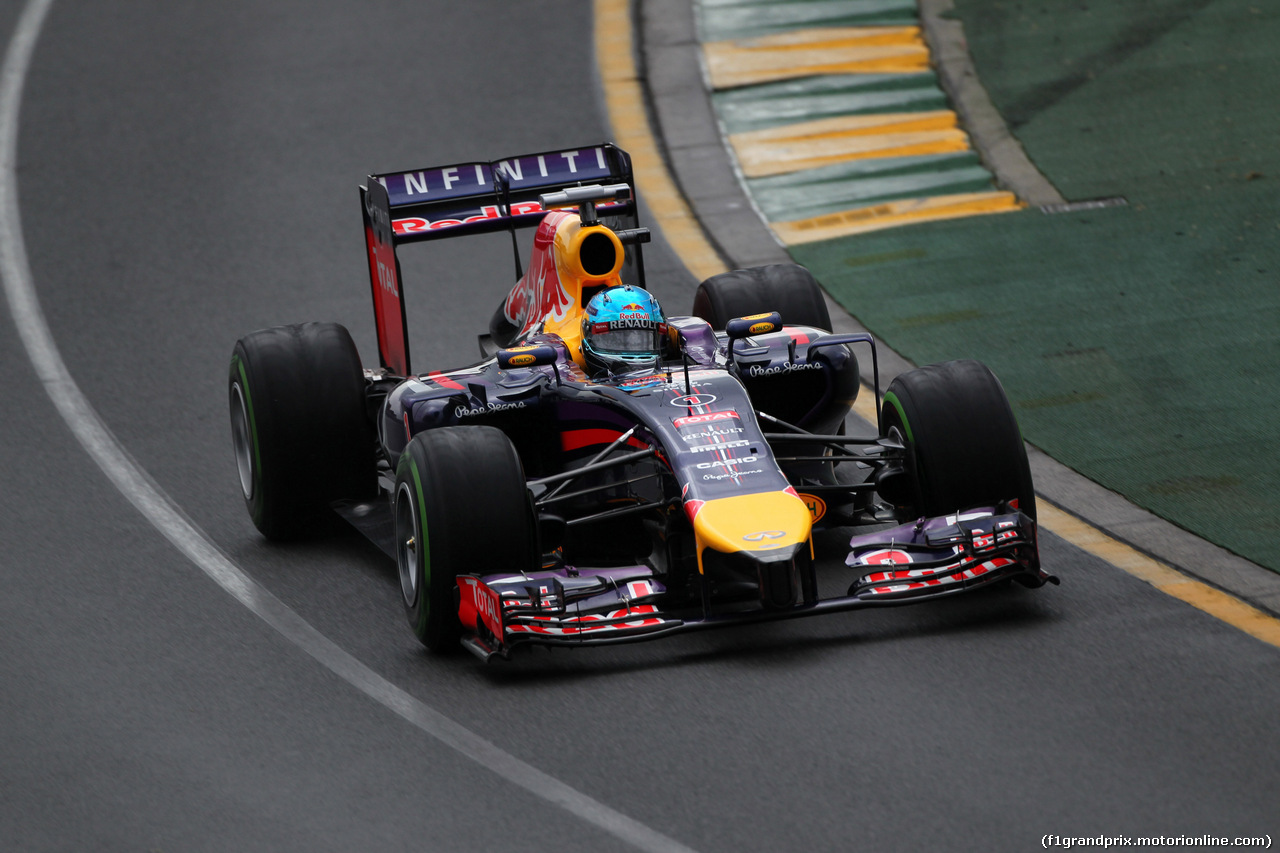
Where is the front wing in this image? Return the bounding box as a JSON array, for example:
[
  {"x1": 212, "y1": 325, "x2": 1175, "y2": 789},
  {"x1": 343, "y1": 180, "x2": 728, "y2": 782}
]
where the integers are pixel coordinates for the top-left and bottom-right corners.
[{"x1": 455, "y1": 506, "x2": 1055, "y2": 661}]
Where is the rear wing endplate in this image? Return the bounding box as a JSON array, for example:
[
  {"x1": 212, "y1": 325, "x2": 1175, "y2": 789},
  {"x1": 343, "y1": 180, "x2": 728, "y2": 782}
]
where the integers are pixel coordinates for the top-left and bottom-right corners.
[{"x1": 359, "y1": 143, "x2": 637, "y2": 376}]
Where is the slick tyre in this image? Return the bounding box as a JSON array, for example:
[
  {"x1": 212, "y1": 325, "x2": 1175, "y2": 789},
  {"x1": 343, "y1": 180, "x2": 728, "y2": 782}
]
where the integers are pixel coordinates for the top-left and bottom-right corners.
[
  {"x1": 692, "y1": 263, "x2": 832, "y2": 331},
  {"x1": 394, "y1": 426, "x2": 537, "y2": 652},
  {"x1": 229, "y1": 322, "x2": 375, "y2": 540},
  {"x1": 880, "y1": 359, "x2": 1036, "y2": 522}
]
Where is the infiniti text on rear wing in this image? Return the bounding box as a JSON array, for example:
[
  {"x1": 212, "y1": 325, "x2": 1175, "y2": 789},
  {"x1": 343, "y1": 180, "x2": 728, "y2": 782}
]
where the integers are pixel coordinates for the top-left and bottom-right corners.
[{"x1": 360, "y1": 144, "x2": 637, "y2": 376}]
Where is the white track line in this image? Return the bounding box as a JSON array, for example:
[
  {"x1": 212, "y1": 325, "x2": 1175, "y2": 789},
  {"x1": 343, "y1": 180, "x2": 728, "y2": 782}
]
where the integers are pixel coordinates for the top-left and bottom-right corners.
[{"x1": 0, "y1": 3, "x2": 696, "y2": 851}]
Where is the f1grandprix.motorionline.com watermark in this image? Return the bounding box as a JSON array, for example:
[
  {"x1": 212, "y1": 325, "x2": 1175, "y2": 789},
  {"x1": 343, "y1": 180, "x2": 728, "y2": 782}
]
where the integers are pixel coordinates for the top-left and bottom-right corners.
[{"x1": 1042, "y1": 836, "x2": 1271, "y2": 849}]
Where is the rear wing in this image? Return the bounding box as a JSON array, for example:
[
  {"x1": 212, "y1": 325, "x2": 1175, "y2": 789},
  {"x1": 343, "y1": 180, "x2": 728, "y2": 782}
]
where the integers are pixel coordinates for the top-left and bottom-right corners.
[{"x1": 360, "y1": 143, "x2": 637, "y2": 376}]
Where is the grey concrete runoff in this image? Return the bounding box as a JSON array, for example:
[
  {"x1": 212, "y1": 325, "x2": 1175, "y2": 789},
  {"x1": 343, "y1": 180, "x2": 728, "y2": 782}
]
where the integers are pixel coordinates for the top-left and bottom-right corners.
[{"x1": 637, "y1": 0, "x2": 1280, "y2": 618}]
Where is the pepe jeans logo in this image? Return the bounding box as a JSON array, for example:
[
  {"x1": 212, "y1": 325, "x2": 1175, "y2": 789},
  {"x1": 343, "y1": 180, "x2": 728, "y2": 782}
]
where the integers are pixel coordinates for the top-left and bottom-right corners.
[
  {"x1": 455, "y1": 400, "x2": 527, "y2": 417},
  {"x1": 746, "y1": 362, "x2": 822, "y2": 377}
]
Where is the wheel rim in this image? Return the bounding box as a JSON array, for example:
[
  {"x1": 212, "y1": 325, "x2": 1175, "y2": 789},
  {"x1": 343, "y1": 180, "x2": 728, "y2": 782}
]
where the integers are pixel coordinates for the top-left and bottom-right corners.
[
  {"x1": 886, "y1": 422, "x2": 921, "y2": 513},
  {"x1": 395, "y1": 481, "x2": 420, "y2": 607},
  {"x1": 230, "y1": 382, "x2": 255, "y2": 501}
]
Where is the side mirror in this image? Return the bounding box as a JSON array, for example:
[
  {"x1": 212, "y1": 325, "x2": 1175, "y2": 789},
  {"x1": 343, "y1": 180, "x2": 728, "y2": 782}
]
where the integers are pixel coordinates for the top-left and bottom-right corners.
[
  {"x1": 724, "y1": 312, "x2": 781, "y2": 365},
  {"x1": 725, "y1": 311, "x2": 781, "y2": 340},
  {"x1": 496, "y1": 344, "x2": 558, "y2": 369}
]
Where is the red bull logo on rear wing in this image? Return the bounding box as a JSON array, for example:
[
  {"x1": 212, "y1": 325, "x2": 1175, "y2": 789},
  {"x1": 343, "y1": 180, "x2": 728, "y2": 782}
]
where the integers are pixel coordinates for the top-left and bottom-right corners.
[{"x1": 390, "y1": 198, "x2": 630, "y2": 238}]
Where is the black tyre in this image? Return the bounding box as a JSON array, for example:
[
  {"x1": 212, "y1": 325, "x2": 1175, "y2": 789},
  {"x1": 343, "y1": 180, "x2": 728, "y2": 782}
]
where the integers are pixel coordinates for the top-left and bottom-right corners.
[
  {"x1": 692, "y1": 263, "x2": 832, "y2": 331},
  {"x1": 394, "y1": 426, "x2": 538, "y2": 651},
  {"x1": 229, "y1": 322, "x2": 375, "y2": 539},
  {"x1": 880, "y1": 359, "x2": 1036, "y2": 521}
]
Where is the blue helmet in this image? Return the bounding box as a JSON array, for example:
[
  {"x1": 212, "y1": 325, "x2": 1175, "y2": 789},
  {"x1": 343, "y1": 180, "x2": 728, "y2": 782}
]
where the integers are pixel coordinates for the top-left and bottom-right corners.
[{"x1": 581, "y1": 285, "x2": 667, "y2": 375}]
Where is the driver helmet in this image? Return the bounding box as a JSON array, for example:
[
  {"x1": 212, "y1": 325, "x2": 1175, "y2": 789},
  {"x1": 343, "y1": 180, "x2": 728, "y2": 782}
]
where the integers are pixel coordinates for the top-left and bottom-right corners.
[{"x1": 581, "y1": 285, "x2": 667, "y2": 376}]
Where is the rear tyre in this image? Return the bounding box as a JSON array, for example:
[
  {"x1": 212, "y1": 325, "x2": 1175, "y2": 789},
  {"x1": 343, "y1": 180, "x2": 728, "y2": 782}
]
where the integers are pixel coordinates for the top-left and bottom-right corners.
[
  {"x1": 880, "y1": 359, "x2": 1035, "y2": 521},
  {"x1": 692, "y1": 263, "x2": 831, "y2": 331},
  {"x1": 229, "y1": 322, "x2": 376, "y2": 540},
  {"x1": 394, "y1": 426, "x2": 538, "y2": 651}
]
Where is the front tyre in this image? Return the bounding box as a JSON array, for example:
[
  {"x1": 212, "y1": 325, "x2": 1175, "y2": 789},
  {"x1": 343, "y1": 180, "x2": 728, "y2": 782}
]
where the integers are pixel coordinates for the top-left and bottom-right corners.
[
  {"x1": 229, "y1": 322, "x2": 375, "y2": 539},
  {"x1": 880, "y1": 359, "x2": 1036, "y2": 522},
  {"x1": 394, "y1": 426, "x2": 538, "y2": 651}
]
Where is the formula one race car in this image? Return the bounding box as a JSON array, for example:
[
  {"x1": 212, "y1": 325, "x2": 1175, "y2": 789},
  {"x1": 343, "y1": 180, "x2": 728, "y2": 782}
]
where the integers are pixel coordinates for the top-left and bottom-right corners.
[{"x1": 228, "y1": 143, "x2": 1056, "y2": 661}]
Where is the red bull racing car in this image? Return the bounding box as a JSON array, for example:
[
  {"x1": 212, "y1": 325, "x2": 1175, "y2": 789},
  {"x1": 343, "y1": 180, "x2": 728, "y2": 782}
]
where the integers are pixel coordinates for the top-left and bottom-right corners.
[{"x1": 228, "y1": 143, "x2": 1056, "y2": 661}]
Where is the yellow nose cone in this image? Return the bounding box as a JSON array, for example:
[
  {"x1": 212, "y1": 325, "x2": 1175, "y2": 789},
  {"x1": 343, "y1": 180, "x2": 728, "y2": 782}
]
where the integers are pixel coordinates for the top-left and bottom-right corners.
[{"x1": 691, "y1": 490, "x2": 812, "y2": 570}]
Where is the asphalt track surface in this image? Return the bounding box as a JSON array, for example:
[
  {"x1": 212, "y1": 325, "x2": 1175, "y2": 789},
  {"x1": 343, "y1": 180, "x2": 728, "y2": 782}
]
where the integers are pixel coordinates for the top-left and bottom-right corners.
[{"x1": 1, "y1": 2, "x2": 1277, "y2": 851}]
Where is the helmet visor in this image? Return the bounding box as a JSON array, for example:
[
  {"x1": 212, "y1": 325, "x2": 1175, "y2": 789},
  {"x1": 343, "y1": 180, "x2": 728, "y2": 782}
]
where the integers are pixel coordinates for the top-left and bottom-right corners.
[{"x1": 590, "y1": 326, "x2": 660, "y2": 355}]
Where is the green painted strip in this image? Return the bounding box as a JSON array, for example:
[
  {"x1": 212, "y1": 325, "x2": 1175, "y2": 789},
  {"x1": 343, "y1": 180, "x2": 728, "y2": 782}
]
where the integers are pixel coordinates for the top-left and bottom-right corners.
[
  {"x1": 747, "y1": 152, "x2": 996, "y2": 221},
  {"x1": 713, "y1": 72, "x2": 947, "y2": 134},
  {"x1": 699, "y1": 0, "x2": 919, "y2": 41}
]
